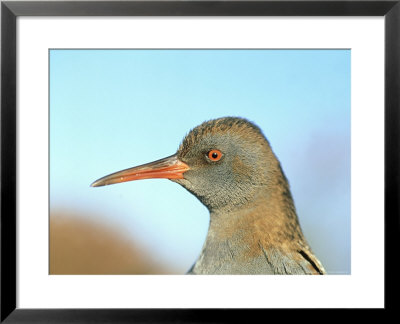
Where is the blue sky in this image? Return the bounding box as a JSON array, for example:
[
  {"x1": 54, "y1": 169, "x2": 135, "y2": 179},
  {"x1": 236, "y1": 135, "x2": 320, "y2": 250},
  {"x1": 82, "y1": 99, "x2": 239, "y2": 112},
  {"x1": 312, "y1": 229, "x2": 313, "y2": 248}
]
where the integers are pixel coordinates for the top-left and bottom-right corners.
[{"x1": 50, "y1": 49, "x2": 350, "y2": 274}]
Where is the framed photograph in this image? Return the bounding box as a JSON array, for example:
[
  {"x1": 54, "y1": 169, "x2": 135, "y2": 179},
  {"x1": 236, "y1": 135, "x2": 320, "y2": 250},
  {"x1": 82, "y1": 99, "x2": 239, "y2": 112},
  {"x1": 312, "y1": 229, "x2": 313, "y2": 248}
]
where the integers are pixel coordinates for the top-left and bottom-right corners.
[{"x1": 1, "y1": 0, "x2": 398, "y2": 321}]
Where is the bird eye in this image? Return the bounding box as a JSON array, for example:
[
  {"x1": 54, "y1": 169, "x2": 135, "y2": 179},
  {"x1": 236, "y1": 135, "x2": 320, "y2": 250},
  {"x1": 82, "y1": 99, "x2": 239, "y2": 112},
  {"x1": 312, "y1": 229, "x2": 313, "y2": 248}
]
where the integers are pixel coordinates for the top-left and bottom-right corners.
[{"x1": 207, "y1": 149, "x2": 222, "y2": 162}]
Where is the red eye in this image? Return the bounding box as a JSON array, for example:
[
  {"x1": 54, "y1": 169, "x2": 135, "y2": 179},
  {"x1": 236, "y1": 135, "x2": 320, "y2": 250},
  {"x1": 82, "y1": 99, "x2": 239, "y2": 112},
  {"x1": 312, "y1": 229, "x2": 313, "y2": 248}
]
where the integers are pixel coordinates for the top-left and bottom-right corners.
[{"x1": 207, "y1": 149, "x2": 222, "y2": 161}]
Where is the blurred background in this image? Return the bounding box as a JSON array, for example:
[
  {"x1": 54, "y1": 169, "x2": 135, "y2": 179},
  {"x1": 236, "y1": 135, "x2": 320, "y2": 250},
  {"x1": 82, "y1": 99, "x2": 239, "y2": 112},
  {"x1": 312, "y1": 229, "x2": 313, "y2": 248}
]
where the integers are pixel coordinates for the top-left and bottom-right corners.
[{"x1": 49, "y1": 49, "x2": 350, "y2": 275}]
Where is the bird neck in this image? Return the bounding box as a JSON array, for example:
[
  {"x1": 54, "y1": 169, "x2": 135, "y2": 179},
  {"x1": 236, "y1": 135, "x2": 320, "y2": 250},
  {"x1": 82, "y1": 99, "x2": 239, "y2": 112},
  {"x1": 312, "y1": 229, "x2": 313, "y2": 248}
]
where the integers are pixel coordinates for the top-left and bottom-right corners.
[
  {"x1": 190, "y1": 179, "x2": 310, "y2": 274},
  {"x1": 208, "y1": 185, "x2": 305, "y2": 249}
]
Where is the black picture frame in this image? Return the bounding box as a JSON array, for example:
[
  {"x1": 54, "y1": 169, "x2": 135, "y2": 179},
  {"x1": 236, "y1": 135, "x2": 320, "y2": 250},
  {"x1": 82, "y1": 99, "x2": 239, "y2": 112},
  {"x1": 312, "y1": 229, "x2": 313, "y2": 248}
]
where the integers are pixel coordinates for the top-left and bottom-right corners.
[{"x1": 1, "y1": 0, "x2": 398, "y2": 321}]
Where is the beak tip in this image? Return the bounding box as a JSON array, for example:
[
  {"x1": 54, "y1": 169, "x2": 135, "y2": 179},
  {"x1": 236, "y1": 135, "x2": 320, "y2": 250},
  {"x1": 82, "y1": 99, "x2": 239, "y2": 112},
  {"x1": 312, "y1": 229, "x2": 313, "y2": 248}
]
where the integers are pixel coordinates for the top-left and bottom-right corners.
[{"x1": 90, "y1": 180, "x2": 102, "y2": 187}]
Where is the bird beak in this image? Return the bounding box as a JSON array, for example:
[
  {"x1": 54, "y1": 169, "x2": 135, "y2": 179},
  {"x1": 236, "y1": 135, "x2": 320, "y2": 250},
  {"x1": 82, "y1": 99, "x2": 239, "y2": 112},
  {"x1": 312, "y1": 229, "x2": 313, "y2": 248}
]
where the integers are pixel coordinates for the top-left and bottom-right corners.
[{"x1": 91, "y1": 154, "x2": 190, "y2": 187}]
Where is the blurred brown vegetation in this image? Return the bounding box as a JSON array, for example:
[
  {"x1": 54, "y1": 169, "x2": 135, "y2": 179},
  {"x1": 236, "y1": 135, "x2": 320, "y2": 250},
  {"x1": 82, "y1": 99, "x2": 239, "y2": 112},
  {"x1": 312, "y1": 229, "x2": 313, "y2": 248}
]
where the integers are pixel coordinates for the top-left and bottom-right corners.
[{"x1": 50, "y1": 210, "x2": 173, "y2": 274}]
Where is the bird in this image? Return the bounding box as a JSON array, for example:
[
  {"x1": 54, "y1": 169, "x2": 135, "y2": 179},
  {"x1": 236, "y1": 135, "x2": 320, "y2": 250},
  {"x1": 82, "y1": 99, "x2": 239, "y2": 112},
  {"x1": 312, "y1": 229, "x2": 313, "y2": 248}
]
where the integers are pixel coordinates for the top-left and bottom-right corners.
[{"x1": 91, "y1": 117, "x2": 325, "y2": 275}]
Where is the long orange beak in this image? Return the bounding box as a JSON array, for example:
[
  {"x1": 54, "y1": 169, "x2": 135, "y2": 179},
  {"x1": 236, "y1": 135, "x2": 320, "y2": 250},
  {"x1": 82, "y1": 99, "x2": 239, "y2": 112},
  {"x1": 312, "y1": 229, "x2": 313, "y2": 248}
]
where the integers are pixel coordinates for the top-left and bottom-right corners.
[{"x1": 91, "y1": 154, "x2": 189, "y2": 187}]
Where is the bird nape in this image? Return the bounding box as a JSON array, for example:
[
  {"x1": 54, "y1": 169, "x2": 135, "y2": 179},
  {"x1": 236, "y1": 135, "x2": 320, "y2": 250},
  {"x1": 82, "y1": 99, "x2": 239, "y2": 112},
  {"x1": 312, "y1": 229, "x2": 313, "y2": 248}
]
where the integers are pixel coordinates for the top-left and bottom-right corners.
[{"x1": 91, "y1": 117, "x2": 325, "y2": 275}]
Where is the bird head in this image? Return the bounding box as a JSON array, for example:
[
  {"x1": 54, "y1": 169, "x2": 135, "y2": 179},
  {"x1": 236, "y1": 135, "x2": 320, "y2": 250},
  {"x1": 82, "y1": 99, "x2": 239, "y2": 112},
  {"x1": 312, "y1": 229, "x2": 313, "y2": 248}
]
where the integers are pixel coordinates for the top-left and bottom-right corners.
[
  {"x1": 92, "y1": 117, "x2": 281, "y2": 213},
  {"x1": 173, "y1": 117, "x2": 280, "y2": 212}
]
